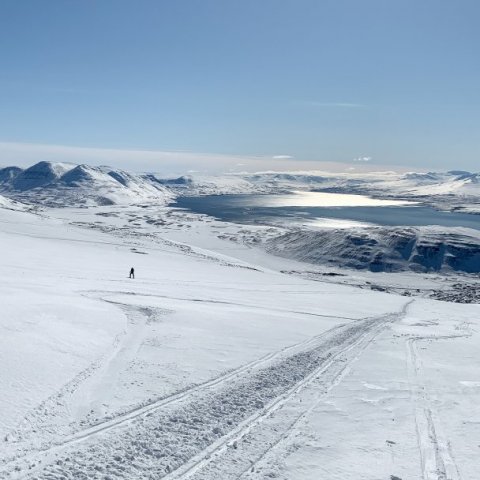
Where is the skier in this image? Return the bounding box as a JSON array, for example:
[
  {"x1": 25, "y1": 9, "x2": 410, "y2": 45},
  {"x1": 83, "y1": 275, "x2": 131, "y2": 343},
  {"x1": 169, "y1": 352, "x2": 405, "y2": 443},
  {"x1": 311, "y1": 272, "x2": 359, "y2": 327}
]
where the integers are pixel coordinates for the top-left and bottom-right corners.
[{"x1": 129, "y1": 267, "x2": 135, "y2": 279}]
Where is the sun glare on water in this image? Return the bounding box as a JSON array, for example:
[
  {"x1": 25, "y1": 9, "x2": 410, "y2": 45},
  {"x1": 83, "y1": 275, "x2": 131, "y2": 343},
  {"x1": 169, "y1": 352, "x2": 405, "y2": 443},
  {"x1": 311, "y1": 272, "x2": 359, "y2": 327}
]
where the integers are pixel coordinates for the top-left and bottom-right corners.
[{"x1": 262, "y1": 191, "x2": 415, "y2": 208}]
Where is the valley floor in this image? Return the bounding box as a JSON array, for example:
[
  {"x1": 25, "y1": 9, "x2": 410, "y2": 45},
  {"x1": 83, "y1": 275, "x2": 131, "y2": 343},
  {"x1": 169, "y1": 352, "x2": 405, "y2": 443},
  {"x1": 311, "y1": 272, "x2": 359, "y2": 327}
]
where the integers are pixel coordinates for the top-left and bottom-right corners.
[{"x1": 0, "y1": 204, "x2": 479, "y2": 480}]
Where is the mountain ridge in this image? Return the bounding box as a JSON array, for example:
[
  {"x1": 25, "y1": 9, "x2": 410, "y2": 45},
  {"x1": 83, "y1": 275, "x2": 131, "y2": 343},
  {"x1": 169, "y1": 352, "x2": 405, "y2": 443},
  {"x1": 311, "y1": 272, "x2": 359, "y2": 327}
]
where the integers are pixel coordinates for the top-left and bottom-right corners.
[{"x1": 0, "y1": 161, "x2": 173, "y2": 207}]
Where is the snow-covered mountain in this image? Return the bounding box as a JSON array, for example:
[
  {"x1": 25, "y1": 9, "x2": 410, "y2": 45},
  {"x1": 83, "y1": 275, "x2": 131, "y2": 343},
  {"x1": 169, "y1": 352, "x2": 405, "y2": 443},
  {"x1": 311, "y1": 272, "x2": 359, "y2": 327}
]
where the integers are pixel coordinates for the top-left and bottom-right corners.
[
  {"x1": 150, "y1": 173, "x2": 260, "y2": 195},
  {"x1": 10, "y1": 161, "x2": 75, "y2": 191},
  {"x1": 0, "y1": 161, "x2": 173, "y2": 207},
  {"x1": 159, "y1": 169, "x2": 480, "y2": 213},
  {"x1": 242, "y1": 170, "x2": 480, "y2": 201},
  {"x1": 377, "y1": 170, "x2": 480, "y2": 197},
  {"x1": 0, "y1": 166, "x2": 23, "y2": 183},
  {"x1": 2, "y1": 162, "x2": 479, "y2": 210}
]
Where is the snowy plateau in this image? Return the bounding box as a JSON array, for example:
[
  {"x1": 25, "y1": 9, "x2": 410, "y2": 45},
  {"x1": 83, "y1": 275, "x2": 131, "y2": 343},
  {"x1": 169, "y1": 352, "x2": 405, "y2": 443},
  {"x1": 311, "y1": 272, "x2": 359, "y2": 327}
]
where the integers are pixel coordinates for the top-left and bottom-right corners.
[{"x1": 0, "y1": 161, "x2": 479, "y2": 480}]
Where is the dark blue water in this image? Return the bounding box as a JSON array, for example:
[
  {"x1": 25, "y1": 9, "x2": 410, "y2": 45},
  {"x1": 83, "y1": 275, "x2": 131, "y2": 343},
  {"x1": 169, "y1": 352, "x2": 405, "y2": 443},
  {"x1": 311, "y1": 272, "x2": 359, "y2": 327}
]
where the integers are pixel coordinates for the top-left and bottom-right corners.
[{"x1": 174, "y1": 194, "x2": 480, "y2": 230}]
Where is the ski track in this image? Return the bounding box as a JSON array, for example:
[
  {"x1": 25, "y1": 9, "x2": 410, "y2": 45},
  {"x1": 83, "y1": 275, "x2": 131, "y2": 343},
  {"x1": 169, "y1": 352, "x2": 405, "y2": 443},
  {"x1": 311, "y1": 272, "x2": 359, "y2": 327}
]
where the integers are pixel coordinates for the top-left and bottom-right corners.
[
  {"x1": 1, "y1": 300, "x2": 165, "y2": 463},
  {"x1": 0, "y1": 294, "x2": 351, "y2": 475},
  {"x1": 1, "y1": 287, "x2": 359, "y2": 470},
  {"x1": 167, "y1": 300, "x2": 413, "y2": 480},
  {"x1": 1, "y1": 300, "x2": 412, "y2": 480},
  {"x1": 68, "y1": 300, "x2": 168, "y2": 421},
  {"x1": 85, "y1": 289, "x2": 363, "y2": 322},
  {"x1": 407, "y1": 335, "x2": 466, "y2": 480},
  {"x1": 233, "y1": 341, "x2": 363, "y2": 480}
]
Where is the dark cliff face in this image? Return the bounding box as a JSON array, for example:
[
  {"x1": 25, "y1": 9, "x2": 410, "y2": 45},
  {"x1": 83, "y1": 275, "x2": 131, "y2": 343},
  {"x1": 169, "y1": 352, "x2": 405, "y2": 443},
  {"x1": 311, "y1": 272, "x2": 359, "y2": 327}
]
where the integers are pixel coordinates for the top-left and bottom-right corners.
[{"x1": 266, "y1": 227, "x2": 480, "y2": 274}]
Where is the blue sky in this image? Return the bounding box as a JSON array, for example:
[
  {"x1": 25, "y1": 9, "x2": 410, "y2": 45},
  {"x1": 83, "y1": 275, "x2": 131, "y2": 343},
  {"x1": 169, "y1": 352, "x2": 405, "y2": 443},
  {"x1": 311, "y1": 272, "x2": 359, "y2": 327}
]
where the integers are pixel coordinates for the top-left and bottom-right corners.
[{"x1": 0, "y1": 0, "x2": 479, "y2": 172}]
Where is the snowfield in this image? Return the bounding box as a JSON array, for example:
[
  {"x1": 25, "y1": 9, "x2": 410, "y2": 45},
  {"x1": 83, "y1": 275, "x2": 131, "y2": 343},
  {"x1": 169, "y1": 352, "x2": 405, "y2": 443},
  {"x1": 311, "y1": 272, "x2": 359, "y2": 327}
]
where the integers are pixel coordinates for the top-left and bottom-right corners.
[{"x1": 0, "y1": 165, "x2": 479, "y2": 479}]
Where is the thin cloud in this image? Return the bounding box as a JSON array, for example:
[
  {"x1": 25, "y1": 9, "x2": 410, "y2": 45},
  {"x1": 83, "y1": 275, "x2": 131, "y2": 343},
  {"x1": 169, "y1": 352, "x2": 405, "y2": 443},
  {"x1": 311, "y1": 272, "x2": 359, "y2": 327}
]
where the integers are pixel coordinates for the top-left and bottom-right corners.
[
  {"x1": 273, "y1": 155, "x2": 294, "y2": 160},
  {"x1": 353, "y1": 156, "x2": 372, "y2": 162},
  {"x1": 295, "y1": 101, "x2": 365, "y2": 108}
]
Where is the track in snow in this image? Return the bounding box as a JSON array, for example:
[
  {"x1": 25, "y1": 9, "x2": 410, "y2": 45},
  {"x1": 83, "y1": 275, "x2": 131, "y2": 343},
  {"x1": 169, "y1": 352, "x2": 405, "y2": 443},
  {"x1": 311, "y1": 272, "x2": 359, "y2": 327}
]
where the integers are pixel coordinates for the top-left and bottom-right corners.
[
  {"x1": 0, "y1": 316, "x2": 349, "y2": 478},
  {"x1": 406, "y1": 336, "x2": 465, "y2": 480},
  {"x1": 168, "y1": 300, "x2": 413, "y2": 480},
  {"x1": 1, "y1": 289, "x2": 356, "y2": 471},
  {"x1": 3, "y1": 301, "x2": 411, "y2": 480}
]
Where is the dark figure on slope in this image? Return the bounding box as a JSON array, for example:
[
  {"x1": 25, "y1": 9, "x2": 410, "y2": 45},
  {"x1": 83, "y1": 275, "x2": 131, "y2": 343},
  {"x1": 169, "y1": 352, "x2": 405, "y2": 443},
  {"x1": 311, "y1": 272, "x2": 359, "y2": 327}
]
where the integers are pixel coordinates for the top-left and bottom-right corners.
[{"x1": 129, "y1": 267, "x2": 135, "y2": 279}]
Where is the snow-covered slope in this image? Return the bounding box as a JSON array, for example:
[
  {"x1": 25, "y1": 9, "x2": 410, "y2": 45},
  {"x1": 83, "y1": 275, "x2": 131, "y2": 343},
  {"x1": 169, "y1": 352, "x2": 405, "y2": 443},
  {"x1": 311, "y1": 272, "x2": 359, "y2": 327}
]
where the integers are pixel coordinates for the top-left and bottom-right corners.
[
  {"x1": 378, "y1": 170, "x2": 480, "y2": 197},
  {"x1": 1, "y1": 199, "x2": 479, "y2": 480},
  {"x1": 0, "y1": 192, "x2": 30, "y2": 211},
  {"x1": 266, "y1": 226, "x2": 480, "y2": 273},
  {"x1": 0, "y1": 162, "x2": 173, "y2": 207}
]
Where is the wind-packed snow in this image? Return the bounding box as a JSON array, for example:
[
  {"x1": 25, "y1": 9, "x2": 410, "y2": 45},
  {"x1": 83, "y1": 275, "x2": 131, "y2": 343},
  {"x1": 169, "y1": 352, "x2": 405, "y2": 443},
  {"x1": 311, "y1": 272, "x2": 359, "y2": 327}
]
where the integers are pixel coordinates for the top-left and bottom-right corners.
[{"x1": 0, "y1": 163, "x2": 479, "y2": 479}]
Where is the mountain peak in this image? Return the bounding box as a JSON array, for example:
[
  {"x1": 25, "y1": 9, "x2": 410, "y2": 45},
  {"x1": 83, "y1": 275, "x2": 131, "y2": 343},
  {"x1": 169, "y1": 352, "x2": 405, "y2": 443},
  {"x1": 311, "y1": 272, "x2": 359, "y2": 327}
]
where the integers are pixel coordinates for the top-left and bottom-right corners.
[{"x1": 11, "y1": 161, "x2": 76, "y2": 191}]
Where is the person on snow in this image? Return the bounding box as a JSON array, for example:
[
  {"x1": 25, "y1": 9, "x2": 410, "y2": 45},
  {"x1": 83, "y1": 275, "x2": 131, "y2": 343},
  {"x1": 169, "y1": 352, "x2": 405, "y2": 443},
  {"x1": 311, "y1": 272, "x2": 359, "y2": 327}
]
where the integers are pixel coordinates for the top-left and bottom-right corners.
[{"x1": 129, "y1": 267, "x2": 135, "y2": 279}]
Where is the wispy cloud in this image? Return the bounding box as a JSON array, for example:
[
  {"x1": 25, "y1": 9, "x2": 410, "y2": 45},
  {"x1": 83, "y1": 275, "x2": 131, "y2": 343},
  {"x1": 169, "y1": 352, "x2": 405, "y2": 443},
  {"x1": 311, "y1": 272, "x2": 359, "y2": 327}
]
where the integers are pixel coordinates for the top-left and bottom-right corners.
[
  {"x1": 295, "y1": 101, "x2": 365, "y2": 108},
  {"x1": 272, "y1": 155, "x2": 294, "y2": 160},
  {"x1": 353, "y1": 156, "x2": 372, "y2": 162}
]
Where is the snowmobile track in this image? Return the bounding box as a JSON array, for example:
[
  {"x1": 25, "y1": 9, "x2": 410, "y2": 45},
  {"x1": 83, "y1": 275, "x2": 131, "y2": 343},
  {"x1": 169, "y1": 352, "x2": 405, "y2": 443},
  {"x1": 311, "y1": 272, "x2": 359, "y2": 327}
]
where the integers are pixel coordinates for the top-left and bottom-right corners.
[
  {"x1": 0, "y1": 316, "x2": 349, "y2": 476},
  {"x1": 166, "y1": 301, "x2": 413, "y2": 480},
  {"x1": 3, "y1": 302, "x2": 411, "y2": 480}
]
